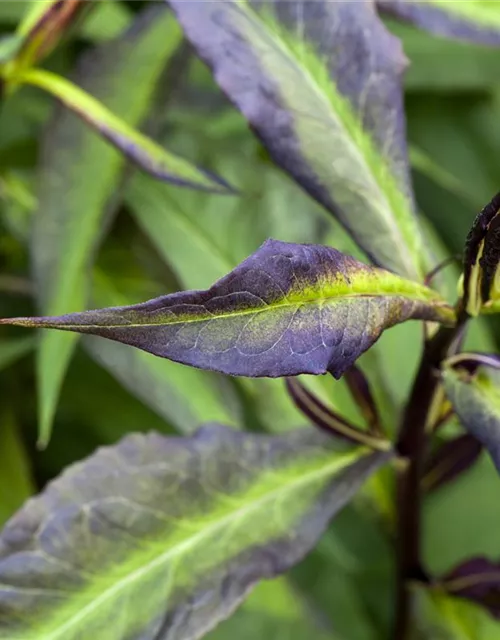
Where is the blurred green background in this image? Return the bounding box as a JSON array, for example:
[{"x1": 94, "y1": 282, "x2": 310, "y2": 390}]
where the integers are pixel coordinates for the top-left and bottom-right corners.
[{"x1": 1, "y1": 2, "x2": 500, "y2": 638}]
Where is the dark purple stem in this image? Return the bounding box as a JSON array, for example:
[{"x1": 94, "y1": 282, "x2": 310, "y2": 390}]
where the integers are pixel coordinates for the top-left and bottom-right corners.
[{"x1": 393, "y1": 324, "x2": 463, "y2": 638}]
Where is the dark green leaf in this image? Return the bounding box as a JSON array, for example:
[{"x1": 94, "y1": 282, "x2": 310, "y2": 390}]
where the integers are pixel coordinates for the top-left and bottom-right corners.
[
  {"x1": 31, "y1": 6, "x2": 183, "y2": 446},
  {"x1": 379, "y1": 1, "x2": 500, "y2": 46},
  {"x1": 205, "y1": 579, "x2": 332, "y2": 640},
  {"x1": 0, "y1": 412, "x2": 34, "y2": 527},
  {"x1": 1, "y1": 240, "x2": 454, "y2": 379},
  {"x1": 442, "y1": 354, "x2": 500, "y2": 474},
  {"x1": 168, "y1": 0, "x2": 426, "y2": 280},
  {"x1": 0, "y1": 425, "x2": 389, "y2": 639},
  {"x1": 0, "y1": 337, "x2": 34, "y2": 373}
]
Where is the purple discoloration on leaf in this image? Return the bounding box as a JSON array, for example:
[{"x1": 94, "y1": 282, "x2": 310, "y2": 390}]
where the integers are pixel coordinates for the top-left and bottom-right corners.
[
  {"x1": 378, "y1": 1, "x2": 500, "y2": 46},
  {"x1": 167, "y1": 0, "x2": 423, "y2": 279},
  {"x1": 0, "y1": 240, "x2": 453, "y2": 379},
  {"x1": 423, "y1": 434, "x2": 482, "y2": 493},
  {"x1": 0, "y1": 425, "x2": 390, "y2": 638},
  {"x1": 443, "y1": 557, "x2": 500, "y2": 618}
]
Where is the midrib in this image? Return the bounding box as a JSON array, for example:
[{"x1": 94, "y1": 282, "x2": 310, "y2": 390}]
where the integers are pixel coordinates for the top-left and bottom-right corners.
[
  {"x1": 235, "y1": 3, "x2": 417, "y2": 277},
  {"x1": 39, "y1": 288, "x2": 445, "y2": 331},
  {"x1": 37, "y1": 450, "x2": 360, "y2": 640}
]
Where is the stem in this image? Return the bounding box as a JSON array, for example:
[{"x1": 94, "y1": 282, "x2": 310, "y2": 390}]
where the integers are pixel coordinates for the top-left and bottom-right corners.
[{"x1": 393, "y1": 325, "x2": 461, "y2": 638}]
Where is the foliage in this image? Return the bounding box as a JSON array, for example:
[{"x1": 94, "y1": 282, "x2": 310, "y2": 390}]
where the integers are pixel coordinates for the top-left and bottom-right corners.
[{"x1": 1, "y1": 2, "x2": 500, "y2": 639}]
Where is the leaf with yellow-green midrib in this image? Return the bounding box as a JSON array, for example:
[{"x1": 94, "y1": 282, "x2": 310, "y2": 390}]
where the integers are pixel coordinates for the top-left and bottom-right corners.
[{"x1": 0, "y1": 426, "x2": 389, "y2": 640}]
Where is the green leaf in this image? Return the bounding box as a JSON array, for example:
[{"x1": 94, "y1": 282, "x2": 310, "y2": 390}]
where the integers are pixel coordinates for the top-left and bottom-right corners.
[
  {"x1": 1, "y1": 240, "x2": 454, "y2": 380},
  {"x1": 168, "y1": 0, "x2": 426, "y2": 280},
  {"x1": 0, "y1": 426, "x2": 390, "y2": 639},
  {"x1": 0, "y1": 337, "x2": 34, "y2": 372},
  {"x1": 79, "y1": 1, "x2": 131, "y2": 42},
  {"x1": 410, "y1": 585, "x2": 500, "y2": 639},
  {"x1": 205, "y1": 578, "x2": 333, "y2": 640},
  {"x1": 20, "y1": 68, "x2": 230, "y2": 193},
  {"x1": 0, "y1": 411, "x2": 34, "y2": 527},
  {"x1": 86, "y1": 270, "x2": 243, "y2": 433},
  {"x1": 30, "y1": 6, "x2": 184, "y2": 447},
  {"x1": 379, "y1": 0, "x2": 500, "y2": 46},
  {"x1": 442, "y1": 356, "x2": 500, "y2": 474}
]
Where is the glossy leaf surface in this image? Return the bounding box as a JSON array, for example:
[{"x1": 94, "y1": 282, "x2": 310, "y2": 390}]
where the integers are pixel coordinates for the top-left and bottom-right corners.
[
  {"x1": 0, "y1": 425, "x2": 389, "y2": 640},
  {"x1": 31, "y1": 6, "x2": 182, "y2": 446},
  {"x1": 378, "y1": 1, "x2": 500, "y2": 46},
  {"x1": 168, "y1": 0, "x2": 426, "y2": 280},
  {"x1": 2, "y1": 240, "x2": 454, "y2": 379},
  {"x1": 443, "y1": 356, "x2": 500, "y2": 474}
]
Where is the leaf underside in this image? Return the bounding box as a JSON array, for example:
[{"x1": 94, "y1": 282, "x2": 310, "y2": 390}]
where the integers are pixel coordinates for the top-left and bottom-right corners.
[
  {"x1": 168, "y1": 0, "x2": 426, "y2": 280},
  {"x1": 2, "y1": 240, "x2": 454, "y2": 379},
  {"x1": 0, "y1": 425, "x2": 389, "y2": 640}
]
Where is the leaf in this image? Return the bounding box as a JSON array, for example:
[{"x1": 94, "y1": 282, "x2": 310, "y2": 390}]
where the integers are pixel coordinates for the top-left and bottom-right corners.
[
  {"x1": 422, "y1": 434, "x2": 483, "y2": 493},
  {"x1": 30, "y1": 6, "x2": 184, "y2": 447},
  {"x1": 1, "y1": 240, "x2": 455, "y2": 379},
  {"x1": 79, "y1": 1, "x2": 131, "y2": 42},
  {"x1": 0, "y1": 411, "x2": 34, "y2": 527},
  {"x1": 410, "y1": 584, "x2": 500, "y2": 639},
  {"x1": 442, "y1": 355, "x2": 500, "y2": 475},
  {"x1": 168, "y1": 0, "x2": 426, "y2": 280},
  {"x1": 0, "y1": 425, "x2": 390, "y2": 640},
  {"x1": 86, "y1": 270, "x2": 243, "y2": 433},
  {"x1": 20, "y1": 69, "x2": 230, "y2": 193},
  {"x1": 443, "y1": 557, "x2": 500, "y2": 618},
  {"x1": 378, "y1": 1, "x2": 500, "y2": 46},
  {"x1": 285, "y1": 377, "x2": 389, "y2": 450},
  {"x1": 205, "y1": 578, "x2": 333, "y2": 640},
  {"x1": 0, "y1": 337, "x2": 34, "y2": 373}
]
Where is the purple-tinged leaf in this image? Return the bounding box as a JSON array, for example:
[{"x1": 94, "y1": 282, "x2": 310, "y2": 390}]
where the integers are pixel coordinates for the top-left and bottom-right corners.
[
  {"x1": 422, "y1": 434, "x2": 482, "y2": 493},
  {"x1": 168, "y1": 0, "x2": 426, "y2": 281},
  {"x1": 0, "y1": 240, "x2": 455, "y2": 379},
  {"x1": 344, "y1": 365, "x2": 382, "y2": 435},
  {"x1": 285, "y1": 377, "x2": 390, "y2": 450},
  {"x1": 378, "y1": 1, "x2": 500, "y2": 47},
  {"x1": 443, "y1": 557, "x2": 500, "y2": 618},
  {"x1": 462, "y1": 192, "x2": 500, "y2": 316},
  {"x1": 443, "y1": 353, "x2": 500, "y2": 475},
  {"x1": 0, "y1": 425, "x2": 390, "y2": 639}
]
